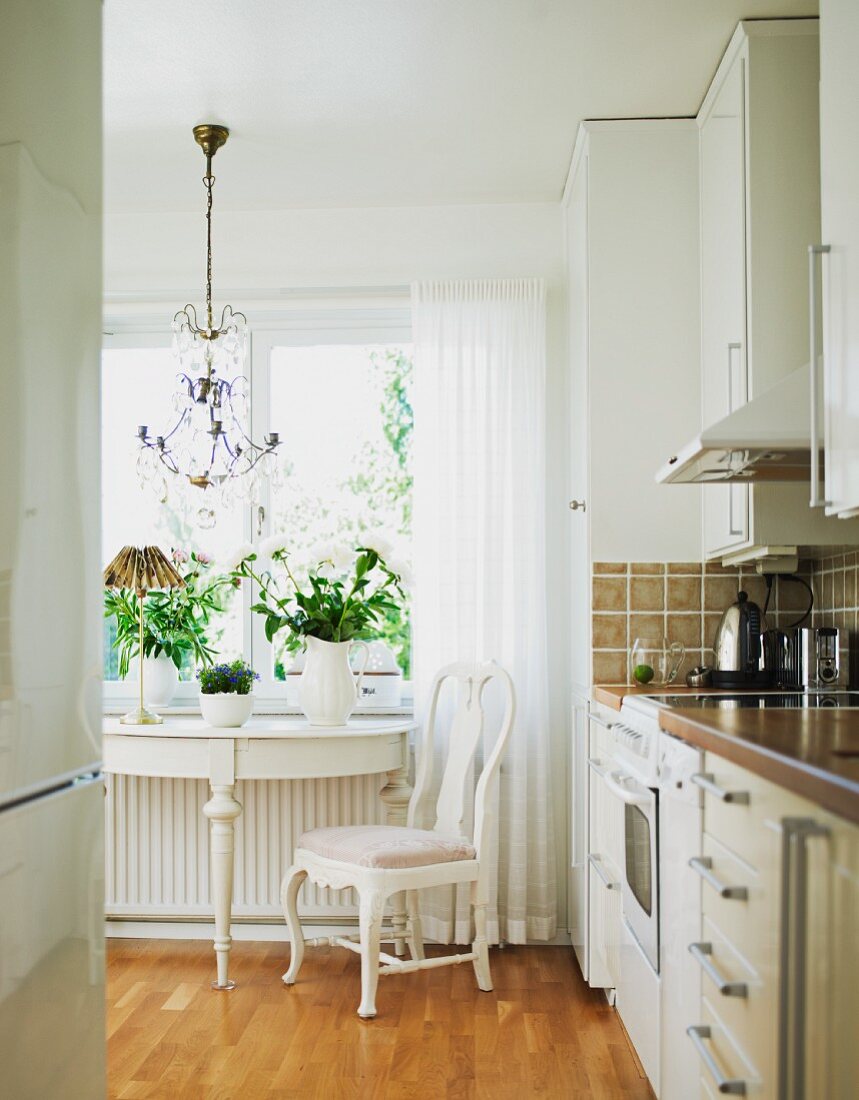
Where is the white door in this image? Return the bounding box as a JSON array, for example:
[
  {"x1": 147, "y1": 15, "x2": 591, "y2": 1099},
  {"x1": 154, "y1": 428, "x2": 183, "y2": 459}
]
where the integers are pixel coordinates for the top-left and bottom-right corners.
[
  {"x1": 566, "y1": 152, "x2": 590, "y2": 690},
  {"x1": 566, "y1": 155, "x2": 591, "y2": 973},
  {"x1": 700, "y1": 53, "x2": 750, "y2": 555},
  {"x1": 820, "y1": 0, "x2": 859, "y2": 518}
]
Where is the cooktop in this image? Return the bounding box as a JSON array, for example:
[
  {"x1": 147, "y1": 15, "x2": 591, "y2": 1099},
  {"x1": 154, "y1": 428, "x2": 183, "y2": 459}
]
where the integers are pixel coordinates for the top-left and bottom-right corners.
[{"x1": 650, "y1": 692, "x2": 859, "y2": 710}]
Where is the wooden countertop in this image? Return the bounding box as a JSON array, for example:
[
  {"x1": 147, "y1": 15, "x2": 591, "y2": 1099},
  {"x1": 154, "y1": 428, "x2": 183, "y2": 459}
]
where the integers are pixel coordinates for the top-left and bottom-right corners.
[{"x1": 591, "y1": 684, "x2": 859, "y2": 824}]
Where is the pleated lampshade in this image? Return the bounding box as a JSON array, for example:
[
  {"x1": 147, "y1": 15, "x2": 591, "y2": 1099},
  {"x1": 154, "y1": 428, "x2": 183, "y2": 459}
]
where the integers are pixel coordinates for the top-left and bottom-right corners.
[{"x1": 103, "y1": 545, "x2": 185, "y2": 594}]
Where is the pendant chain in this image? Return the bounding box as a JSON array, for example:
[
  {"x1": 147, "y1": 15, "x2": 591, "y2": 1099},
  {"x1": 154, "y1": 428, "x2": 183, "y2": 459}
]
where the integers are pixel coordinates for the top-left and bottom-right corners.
[{"x1": 204, "y1": 154, "x2": 215, "y2": 331}]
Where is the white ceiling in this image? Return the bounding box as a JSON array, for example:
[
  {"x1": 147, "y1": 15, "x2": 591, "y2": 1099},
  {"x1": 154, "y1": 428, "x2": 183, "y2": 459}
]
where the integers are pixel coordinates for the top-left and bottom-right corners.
[{"x1": 104, "y1": 0, "x2": 817, "y2": 213}]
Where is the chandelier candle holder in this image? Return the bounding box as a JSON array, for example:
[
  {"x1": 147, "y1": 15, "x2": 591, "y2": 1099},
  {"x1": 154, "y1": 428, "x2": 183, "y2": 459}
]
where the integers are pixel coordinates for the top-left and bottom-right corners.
[
  {"x1": 136, "y1": 124, "x2": 282, "y2": 525},
  {"x1": 103, "y1": 545, "x2": 186, "y2": 725}
]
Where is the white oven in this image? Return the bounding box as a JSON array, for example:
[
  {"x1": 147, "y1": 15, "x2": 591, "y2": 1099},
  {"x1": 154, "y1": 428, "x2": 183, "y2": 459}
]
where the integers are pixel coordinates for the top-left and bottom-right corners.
[{"x1": 603, "y1": 764, "x2": 659, "y2": 972}]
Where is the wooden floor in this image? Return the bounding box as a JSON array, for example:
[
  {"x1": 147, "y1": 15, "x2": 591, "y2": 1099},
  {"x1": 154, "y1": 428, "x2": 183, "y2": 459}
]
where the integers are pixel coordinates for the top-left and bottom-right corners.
[{"x1": 107, "y1": 938, "x2": 652, "y2": 1099}]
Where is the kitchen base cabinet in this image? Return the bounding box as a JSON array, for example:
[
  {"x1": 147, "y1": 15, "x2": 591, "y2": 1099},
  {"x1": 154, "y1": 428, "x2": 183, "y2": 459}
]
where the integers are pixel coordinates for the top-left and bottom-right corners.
[{"x1": 684, "y1": 753, "x2": 859, "y2": 1098}]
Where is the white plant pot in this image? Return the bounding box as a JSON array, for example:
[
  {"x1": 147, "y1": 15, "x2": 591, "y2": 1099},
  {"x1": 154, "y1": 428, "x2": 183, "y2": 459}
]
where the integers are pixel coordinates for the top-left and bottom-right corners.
[
  {"x1": 299, "y1": 636, "x2": 369, "y2": 727},
  {"x1": 199, "y1": 692, "x2": 254, "y2": 728},
  {"x1": 142, "y1": 654, "x2": 179, "y2": 707}
]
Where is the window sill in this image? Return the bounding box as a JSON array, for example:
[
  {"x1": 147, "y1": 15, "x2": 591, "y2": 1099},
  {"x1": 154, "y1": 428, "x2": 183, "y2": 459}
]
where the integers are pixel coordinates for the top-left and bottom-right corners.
[{"x1": 102, "y1": 702, "x2": 415, "y2": 718}]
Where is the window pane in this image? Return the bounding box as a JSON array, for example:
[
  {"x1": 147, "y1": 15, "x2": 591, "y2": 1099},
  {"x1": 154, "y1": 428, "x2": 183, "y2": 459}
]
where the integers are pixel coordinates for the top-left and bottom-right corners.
[
  {"x1": 267, "y1": 344, "x2": 413, "y2": 677},
  {"x1": 101, "y1": 346, "x2": 244, "y2": 681}
]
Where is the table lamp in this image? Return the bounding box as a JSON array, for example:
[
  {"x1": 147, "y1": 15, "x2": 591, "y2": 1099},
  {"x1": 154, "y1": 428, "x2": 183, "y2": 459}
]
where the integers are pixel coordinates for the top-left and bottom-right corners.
[{"x1": 104, "y1": 545, "x2": 185, "y2": 725}]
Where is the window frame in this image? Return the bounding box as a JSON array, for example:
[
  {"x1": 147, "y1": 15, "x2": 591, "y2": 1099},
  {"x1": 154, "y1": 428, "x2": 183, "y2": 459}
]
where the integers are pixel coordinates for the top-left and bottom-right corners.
[{"x1": 101, "y1": 306, "x2": 413, "y2": 709}]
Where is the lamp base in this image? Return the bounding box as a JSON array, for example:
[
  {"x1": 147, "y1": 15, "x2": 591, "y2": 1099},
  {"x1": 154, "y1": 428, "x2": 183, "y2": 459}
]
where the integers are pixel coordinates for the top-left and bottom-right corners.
[{"x1": 120, "y1": 706, "x2": 164, "y2": 726}]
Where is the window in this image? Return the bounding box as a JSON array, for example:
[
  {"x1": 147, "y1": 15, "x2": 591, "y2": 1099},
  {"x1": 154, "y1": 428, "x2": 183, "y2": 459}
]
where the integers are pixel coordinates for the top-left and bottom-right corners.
[{"x1": 102, "y1": 311, "x2": 412, "y2": 703}]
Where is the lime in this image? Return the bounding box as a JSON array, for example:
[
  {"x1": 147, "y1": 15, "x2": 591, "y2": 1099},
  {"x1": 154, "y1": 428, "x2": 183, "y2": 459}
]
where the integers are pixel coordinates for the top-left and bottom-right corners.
[{"x1": 633, "y1": 664, "x2": 655, "y2": 684}]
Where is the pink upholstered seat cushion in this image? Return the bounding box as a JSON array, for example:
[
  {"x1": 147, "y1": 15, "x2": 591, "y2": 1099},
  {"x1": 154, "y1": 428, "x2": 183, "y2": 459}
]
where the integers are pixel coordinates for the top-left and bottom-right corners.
[{"x1": 298, "y1": 824, "x2": 476, "y2": 869}]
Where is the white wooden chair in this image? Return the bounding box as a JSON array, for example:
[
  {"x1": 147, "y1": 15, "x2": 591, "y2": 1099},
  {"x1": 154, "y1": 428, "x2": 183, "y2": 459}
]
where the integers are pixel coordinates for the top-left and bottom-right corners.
[{"x1": 280, "y1": 660, "x2": 516, "y2": 1018}]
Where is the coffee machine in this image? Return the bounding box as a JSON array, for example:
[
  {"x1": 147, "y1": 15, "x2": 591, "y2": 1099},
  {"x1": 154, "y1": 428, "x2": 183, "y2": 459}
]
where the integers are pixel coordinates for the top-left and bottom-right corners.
[{"x1": 797, "y1": 627, "x2": 846, "y2": 688}]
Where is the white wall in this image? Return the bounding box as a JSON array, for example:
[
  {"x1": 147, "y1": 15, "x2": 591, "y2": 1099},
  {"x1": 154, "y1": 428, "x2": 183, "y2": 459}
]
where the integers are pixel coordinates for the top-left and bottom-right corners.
[{"x1": 104, "y1": 199, "x2": 571, "y2": 935}]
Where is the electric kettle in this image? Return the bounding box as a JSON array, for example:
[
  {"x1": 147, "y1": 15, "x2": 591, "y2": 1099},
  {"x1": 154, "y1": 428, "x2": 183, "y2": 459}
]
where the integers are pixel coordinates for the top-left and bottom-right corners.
[{"x1": 712, "y1": 590, "x2": 773, "y2": 688}]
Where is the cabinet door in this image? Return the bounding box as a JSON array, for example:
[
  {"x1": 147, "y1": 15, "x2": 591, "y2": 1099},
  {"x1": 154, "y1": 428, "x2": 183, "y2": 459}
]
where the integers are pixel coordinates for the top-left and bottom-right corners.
[
  {"x1": 820, "y1": 0, "x2": 859, "y2": 517},
  {"x1": 700, "y1": 53, "x2": 749, "y2": 556}
]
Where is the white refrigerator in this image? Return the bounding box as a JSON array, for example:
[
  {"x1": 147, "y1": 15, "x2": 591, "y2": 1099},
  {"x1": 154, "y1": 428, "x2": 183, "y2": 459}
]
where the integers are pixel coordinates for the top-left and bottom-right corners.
[{"x1": 0, "y1": 1, "x2": 104, "y2": 1096}]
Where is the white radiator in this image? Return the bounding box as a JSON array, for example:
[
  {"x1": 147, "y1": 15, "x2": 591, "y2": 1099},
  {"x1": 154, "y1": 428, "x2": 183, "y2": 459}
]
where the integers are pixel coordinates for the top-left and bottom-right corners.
[{"x1": 105, "y1": 773, "x2": 388, "y2": 920}]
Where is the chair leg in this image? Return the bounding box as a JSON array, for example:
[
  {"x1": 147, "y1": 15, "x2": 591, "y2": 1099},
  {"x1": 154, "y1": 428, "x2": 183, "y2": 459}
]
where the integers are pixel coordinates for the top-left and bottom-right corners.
[
  {"x1": 281, "y1": 866, "x2": 307, "y2": 985},
  {"x1": 471, "y1": 886, "x2": 493, "y2": 992},
  {"x1": 357, "y1": 888, "x2": 386, "y2": 1018},
  {"x1": 406, "y1": 889, "x2": 425, "y2": 961}
]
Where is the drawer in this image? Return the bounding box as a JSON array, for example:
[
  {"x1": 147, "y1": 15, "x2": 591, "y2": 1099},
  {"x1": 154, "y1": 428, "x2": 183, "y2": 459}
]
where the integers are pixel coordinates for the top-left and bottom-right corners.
[
  {"x1": 699, "y1": 752, "x2": 809, "y2": 869},
  {"x1": 688, "y1": 915, "x2": 777, "y2": 1084},
  {"x1": 693, "y1": 833, "x2": 778, "y2": 971},
  {"x1": 589, "y1": 707, "x2": 615, "y2": 762},
  {"x1": 588, "y1": 855, "x2": 622, "y2": 989},
  {"x1": 688, "y1": 997, "x2": 763, "y2": 1099}
]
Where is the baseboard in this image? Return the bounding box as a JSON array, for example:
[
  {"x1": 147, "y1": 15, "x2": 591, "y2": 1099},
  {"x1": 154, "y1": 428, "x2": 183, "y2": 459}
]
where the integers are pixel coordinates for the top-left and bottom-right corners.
[{"x1": 104, "y1": 918, "x2": 574, "y2": 947}]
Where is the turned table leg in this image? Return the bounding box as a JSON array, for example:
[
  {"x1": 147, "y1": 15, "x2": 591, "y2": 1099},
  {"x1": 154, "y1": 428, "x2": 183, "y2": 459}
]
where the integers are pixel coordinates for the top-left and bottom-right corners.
[
  {"x1": 204, "y1": 739, "x2": 243, "y2": 990},
  {"x1": 380, "y1": 750, "x2": 413, "y2": 956}
]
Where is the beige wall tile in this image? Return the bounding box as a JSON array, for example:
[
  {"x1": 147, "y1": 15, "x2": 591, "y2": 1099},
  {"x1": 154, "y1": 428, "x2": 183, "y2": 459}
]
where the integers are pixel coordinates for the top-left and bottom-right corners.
[
  {"x1": 704, "y1": 575, "x2": 742, "y2": 612},
  {"x1": 592, "y1": 614, "x2": 627, "y2": 649},
  {"x1": 594, "y1": 562, "x2": 627, "y2": 575},
  {"x1": 630, "y1": 576, "x2": 664, "y2": 611},
  {"x1": 845, "y1": 568, "x2": 856, "y2": 609},
  {"x1": 667, "y1": 613, "x2": 702, "y2": 649},
  {"x1": 630, "y1": 563, "x2": 665, "y2": 575},
  {"x1": 592, "y1": 650, "x2": 628, "y2": 685},
  {"x1": 833, "y1": 569, "x2": 845, "y2": 609},
  {"x1": 667, "y1": 575, "x2": 701, "y2": 612},
  {"x1": 592, "y1": 576, "x2": 626, "y2": 611},
  {"x1": 629, "y1": 613, "x2": 665, "y2": 643},
  {"x1": 668, "y1": 562, "x2": 702, "y2": 575}
]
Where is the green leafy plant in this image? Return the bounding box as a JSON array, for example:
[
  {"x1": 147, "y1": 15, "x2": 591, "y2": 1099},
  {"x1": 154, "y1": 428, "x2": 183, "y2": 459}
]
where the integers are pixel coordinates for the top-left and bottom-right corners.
[
  {"x1": 229, "y1": 541, "x2": 405, "y2": 654},
  {"x1": 198, "y1": 659, "x2": 259, "y2": 696},
  {"x1": 104, "y1": 550, "x2": 234, "y2": 678}
]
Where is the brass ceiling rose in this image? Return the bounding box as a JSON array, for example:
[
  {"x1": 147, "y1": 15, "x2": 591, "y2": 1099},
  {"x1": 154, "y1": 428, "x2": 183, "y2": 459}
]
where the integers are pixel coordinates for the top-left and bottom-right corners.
[{"x1": 192, "y1": 123, "x2": 229, "y2": 158}]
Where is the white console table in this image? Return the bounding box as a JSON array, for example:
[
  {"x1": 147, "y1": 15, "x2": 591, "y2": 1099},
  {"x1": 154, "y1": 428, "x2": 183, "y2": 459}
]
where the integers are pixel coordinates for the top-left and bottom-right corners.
[{"x1": 102, "y1": 715, "x2": 417, "y2": 989}]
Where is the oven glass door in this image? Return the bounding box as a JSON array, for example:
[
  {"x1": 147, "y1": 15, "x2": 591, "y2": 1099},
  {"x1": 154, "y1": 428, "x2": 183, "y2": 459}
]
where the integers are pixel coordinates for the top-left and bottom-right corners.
[{"x1": 625, "y1": 802, "x2": 654, "y2": 916}]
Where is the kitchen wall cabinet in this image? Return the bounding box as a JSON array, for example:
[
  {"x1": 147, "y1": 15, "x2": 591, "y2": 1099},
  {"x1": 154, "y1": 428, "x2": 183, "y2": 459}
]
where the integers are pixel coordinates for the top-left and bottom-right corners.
[
  {"x1": 698, "y1": 20, "x2": 857, "y2": 565},
  {"x1": 686, "y1": 754, "x2": 858, "y2": 1097},
  {"x1": 820, "y1": 0, "x2": 859, "y2": 518}
]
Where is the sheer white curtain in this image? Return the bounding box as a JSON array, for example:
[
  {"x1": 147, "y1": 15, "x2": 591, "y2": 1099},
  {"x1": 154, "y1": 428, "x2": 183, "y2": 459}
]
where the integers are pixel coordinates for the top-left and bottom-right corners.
[{"x1": 410, "y1": 278, "x2": 557, "y2": 944}]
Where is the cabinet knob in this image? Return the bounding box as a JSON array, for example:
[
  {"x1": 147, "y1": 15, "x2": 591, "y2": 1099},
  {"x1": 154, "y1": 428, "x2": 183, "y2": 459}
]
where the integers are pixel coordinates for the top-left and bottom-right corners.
[{"x1": 569, "y1": 500, "x2": 587, "y2": 512}]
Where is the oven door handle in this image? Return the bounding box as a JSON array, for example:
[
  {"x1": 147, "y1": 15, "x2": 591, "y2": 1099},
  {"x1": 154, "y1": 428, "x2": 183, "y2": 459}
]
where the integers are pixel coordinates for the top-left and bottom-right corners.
[{"x1": 603, "y1": 769, "x2": 653, "y2": 807}]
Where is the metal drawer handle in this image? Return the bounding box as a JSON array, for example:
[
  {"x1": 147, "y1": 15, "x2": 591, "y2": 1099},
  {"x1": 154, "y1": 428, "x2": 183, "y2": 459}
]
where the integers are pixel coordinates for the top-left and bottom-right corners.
[
  {"x1": 689, "y1": 942, "x2": 749, "y2": 998},
  {"x1": 689, "y1": 857, "x2": 748, "y2": 900},
  {"x1": 691, "y1": 773, "x2": 749, "y2": 804},
  {"x1": 687, "y1": 1025, "x2": 747, "y2": 1095},
  {"x1": 588, "y1": 854, "x2": 619, "y2": 891}
]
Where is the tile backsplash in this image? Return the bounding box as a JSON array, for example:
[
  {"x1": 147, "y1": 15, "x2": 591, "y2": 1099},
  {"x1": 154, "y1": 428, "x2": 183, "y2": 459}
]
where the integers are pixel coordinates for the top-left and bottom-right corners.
[{"x1": 590, "y1": 560, "x2": 831, "y2": 685}]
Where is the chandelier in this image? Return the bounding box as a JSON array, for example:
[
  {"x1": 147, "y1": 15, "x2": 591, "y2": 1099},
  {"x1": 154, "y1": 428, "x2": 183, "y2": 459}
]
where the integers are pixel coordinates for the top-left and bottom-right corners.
[{"x1": 136, "y1": 124, "x2": 282, "y2": 525}]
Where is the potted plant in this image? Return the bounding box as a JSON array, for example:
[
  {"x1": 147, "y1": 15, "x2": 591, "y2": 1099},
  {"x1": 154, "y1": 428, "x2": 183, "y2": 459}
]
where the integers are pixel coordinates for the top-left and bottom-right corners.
[
  {"x1": 198, "y1": 659, "x2": 259, "y2": 727},
  {"x1": 104, "y1": 549, "x2": 233, "y2": 706},
  {"x1": 228, "y1": 538, "x2": 406, "y2": 726}
]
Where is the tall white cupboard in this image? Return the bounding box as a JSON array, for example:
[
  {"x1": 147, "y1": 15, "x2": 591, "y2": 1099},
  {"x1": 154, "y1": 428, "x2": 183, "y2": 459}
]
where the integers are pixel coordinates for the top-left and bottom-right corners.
[{"x1": 564, "y1": 120, "x2": 701, "y2": 974}]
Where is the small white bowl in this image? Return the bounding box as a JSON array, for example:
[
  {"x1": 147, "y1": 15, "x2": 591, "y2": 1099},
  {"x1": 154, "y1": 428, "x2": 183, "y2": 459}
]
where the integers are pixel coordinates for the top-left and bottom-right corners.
[{"x1": 199, "y1": 692, "x2": 254, "y2": 728}]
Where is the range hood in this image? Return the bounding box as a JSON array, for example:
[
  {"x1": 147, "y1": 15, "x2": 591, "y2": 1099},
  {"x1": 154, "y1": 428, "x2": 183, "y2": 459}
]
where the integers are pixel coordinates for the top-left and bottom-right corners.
[{"x1": 656, "y1": 364, "x2": 817, "y2": 484}]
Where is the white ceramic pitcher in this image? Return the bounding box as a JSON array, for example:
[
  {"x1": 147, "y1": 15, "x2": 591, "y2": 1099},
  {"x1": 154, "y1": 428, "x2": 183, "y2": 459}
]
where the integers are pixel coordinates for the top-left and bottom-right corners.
[{"x1": 299, "y1": 636, "x2": 369, "y2": 727}]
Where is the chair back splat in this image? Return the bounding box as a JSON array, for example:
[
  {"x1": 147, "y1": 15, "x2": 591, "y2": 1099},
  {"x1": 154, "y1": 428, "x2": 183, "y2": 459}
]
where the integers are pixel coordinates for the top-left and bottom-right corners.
[{"x1": 408, "y1": 661, "x2": 515, "y2": 864}]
